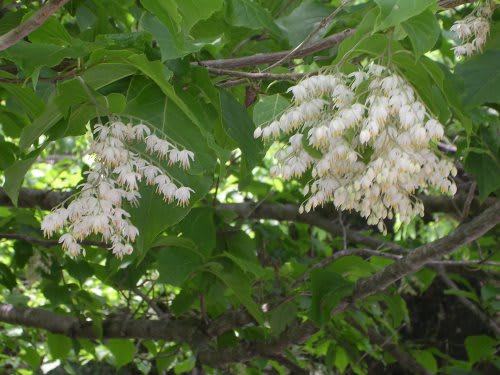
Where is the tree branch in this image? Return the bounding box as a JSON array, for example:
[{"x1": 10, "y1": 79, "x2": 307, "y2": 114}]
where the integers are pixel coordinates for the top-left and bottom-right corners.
[
  {"x1": 435, "y1": 266, "x2": 500, "y2": 336},
  {"x1": 201, "y1": 201, "x2": 500, "y2": 365},
  {"x1": 196, "y1": 0, "x2": 473, "y2": 71},
  {"x1": 196, "y1": 29, "x2": 355, "y2": 70},
  {"x1": 0, "y1": 303, "x2": 208, "y2": 346},
  {"x1": 0, "y1": 0, "x2": 70, "y2": 52}
]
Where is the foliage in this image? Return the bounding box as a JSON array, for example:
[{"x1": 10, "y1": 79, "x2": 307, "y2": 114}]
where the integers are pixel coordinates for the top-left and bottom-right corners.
[{"x1": 0, "y1": 0, "x2": 499, "y2": 374}]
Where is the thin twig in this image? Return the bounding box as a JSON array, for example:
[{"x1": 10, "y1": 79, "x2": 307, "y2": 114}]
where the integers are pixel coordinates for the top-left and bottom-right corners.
[
  {"x1": 135, "y1": 288, "x2": 165, "y2": 318},
  {"x1": 0, "y1": 0, "x2": 70, "y2": 52},
  {"x1": 206, "y1": 67, "x2": 304, "y2": 81},
  {"x1": 462, "y1": 181, "x2": 477, "y2": 220},
  {"x1": 435, "y1": 266, "x2": 500, "y2": 336}
]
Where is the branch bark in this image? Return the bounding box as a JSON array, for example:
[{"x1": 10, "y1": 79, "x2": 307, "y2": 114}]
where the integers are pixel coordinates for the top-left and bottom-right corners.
[
  {"x1": 201, "y1": 200, "x2": 500, "y2": 365},
  {"x1": 0, "y1": 303, "x2": 207, "y2": 346},
  {"x1": 0, "y1": 0, "x2": 70, "y2": 52}
]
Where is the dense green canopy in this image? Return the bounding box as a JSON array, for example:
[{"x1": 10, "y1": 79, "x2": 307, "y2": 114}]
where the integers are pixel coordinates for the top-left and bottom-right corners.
[{"x1": 0, "y1": 0, "x2": 499, "y2": 374}]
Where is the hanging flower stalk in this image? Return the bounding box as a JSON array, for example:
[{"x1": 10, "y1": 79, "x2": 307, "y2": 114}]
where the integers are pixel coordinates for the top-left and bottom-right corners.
[
  {"x1": 254, "y1": 64, "x2": 457, "y2": 233},
  {"x1": 451, "y1": 0, "x2": 496, "y2": 57},
  {"x1": 41, "y1": 117, "x2": 195, "y2": 257}
]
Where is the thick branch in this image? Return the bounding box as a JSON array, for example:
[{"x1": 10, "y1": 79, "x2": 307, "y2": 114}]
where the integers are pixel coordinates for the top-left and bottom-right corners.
[
  {"x1": 0, "y1": 303, "x2": 206, "y2": 344},
  {"x1": 0, "y1": 187, "x2": 72, "y2": 211},
  {"x1": 0, "y1": 0, "x2": 70, "y2": 52},
  {"x1": 204, "y1": 201, "x2": 500, "y2": 365}
]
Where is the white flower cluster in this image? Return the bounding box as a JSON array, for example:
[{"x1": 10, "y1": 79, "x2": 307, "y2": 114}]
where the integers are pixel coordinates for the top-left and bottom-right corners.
[
  {"x1": 254, "y1": 64, "x2": 457, "y2": 233},
  {"x1": 41, "y1": 117, "x2": 195, "y2": 257},
  {"x1": 451, "y1": 0, "x2": 495, "y2": 57}
]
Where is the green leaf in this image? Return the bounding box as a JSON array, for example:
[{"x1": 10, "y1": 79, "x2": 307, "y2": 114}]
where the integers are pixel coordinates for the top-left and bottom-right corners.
[
  {"x1": 412, "y1": 350, "x2": 437, "y2": 374},
  {"x1": 0, "y1": 84, "x2": 44, "y2": 119},
  {"x1": 0, "y1": 41, "x2": 86, "y2": 77},
  {"x1": 47, "y1": 333, "x2": 72, "y2": 360},
  {"x1": 28, "y1": 16, "x2": 72, "y2": 46},
  {"x1": 463, "y1": 151, "x2": 500, "y2": 202},
  {"x1": 151, "y1": 236, "x2": 197, "y2": 250},
  {"x1": 140, "y1": 14, "x2": 198, "y2": 61},
  {"x1": 157, "y1": 247, "x2": 204, "y2": 286},
  {"x1": 0, "y1": 262, "x2": 17, "y2": 289},
  {"x1": 465, "y1": 335, "x2": 497, "y2": 364},
  {"x1": 309, "y1": 269, "x2": 353, "y2": 324},
  {"x1": 253, "y1": 94, "x2": 289, "y2": 128},
  {"x1": 269, "y1": 302, "x2": 298, "y2": 336},
  {"x1": 80, "y1": 63, "x2": 138, "y2": 90},
  {"x1": 3, "y1": 152, "x2": 40, "y2": 206},
  {"x1": 140, "y1": 0, "x2": 182, "y2": 31},
  {"x1": 225, "y1": 0, "x2": 283, "y2": 39},
  {"x1": 205, "y1": 262, "x2": 264, "y2": 324},
  {"x1": 374, "y1": 0, "x2": 435, "y2": 31},
  {"x1": 178, "y1": 207, "x2": 216, "y2": 256},
  {"x1": 401, "y1": 9, "x2": 440, "y2": 58},
  {"x1": 171, "y1": 289, "x2": 198, "y2": 316},
  {"x1": 177, "y1": 0, "x2": 224, "y2": 31},
  {"x1": 106, "y1": 339, "x2": 136, "y2": 369},
  {"x1": 0, "y1": 141, "x2": 17, "y2": 170},
  {"x1": 21, "y1": 346, "x2": 41, "y2": 370},
  {"x1": 382, "y1": 295, "x2": 408, "y2": 327},
  {"x1": 124, "y1": 83, "x2": 214, "y2": 253},
  {"x1": 220, "y1": 89, "x2": 263, "y2": 169},
  {"x1": 276, "y1": 0, "x2": 331, "y2": 46},
  {"x1": 456, "y1": 50, "x2": 500, "y2": 108}
]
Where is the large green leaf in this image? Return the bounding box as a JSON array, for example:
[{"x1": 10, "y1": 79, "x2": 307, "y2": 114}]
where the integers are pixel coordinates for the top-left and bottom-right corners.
[
  {"x1": 465, "y1": 335, "x2": 497, "y2": 364},
  {"x1": 401, "y1": 9, "x2": 440, "y2": 58},
  {"x1": 3, "y1": 151, "x2": 40, "y2": 206},
  {"x1": 456, "y1": 50, "x2": 500, "y2": 108},
  {"x1": 276, "y1": 0, "x2": 331, "y2": 46},
  {"x1": 463, "y1": 151, "x2": 500, "y2": 202},
  {"x1": 47, "y1": 333, "x2": 72, "y2": 360},
  {"x1": 106, "y1": 339, "x2": 136, "y2": 369},
  {"x1": 219, "y1": 89, "x2": 263, "y2": 170},
  {"x1": 28, "y1": 16, "x2": 72, "y2": 46},
  {"x1": 309, "y1": 269, "x2": 353, "y2": 324},
  {"x1": 125, "y1": 83, "x2": 214, "y2": 253},
  {"x1": 204, "y1": 262, "x2": 264, "y2": 324},
  {"x1": 253, "y1": 94, "x2": 289, "y2": 128},
  {"x1": 225, "y1": 0, "x2": 283, "y2": 39},
  {"x1": 0, "y1": 41, "x2": 86, "y2": 76},
  {"x1": 177, "y1": 0, "x2": 224, "y2": 31},
  {"x1": 140, "y1": 14, "x2": 192, "y2": 61},
  {"x1": 374, "y1": 0, "x2": 435, "y2": 31},
  {"x1": 178, "y1": 207, "x2": 216, "y2": 256},
  {"x1": 0, "y1": 84, "x2": 44, "y2": 119},
  {"x1": 157, "y1": 247, "x2": 204, "y2": 286}
]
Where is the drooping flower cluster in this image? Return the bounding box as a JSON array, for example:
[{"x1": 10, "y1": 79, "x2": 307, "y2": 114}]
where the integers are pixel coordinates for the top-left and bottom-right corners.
[
  {"x1": 41, "y1": 117, "x2": 195, "y2": 257},
  {"x1": 254, "y1": 64, "x2": 457, "y2": 233},
  {"x1": 451, "y1": 0, "x2": 495, "y2": 57}
]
